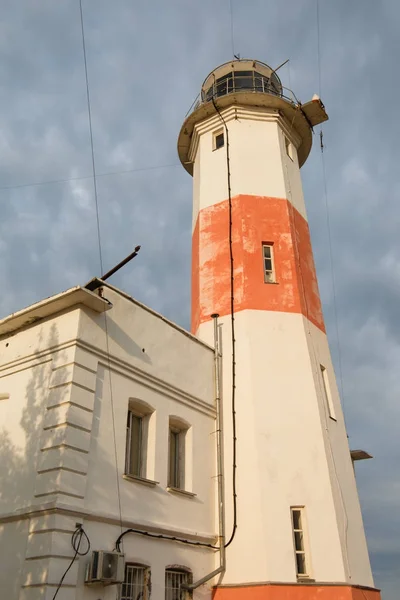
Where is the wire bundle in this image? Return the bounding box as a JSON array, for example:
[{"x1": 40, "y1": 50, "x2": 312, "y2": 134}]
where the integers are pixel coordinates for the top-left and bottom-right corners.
[{"x1": 52, "y1": 524, "x2": 91, "y2": 600}]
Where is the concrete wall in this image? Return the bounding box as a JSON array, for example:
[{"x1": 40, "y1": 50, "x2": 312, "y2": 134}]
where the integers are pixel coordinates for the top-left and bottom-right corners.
[
  {"x1": 198, "y1": 311, "x2": 374, "y2": 587},
  {"x1": 0, "y1": 307, "x2": 82, "y2": 599},
  {"x1": 0, "y1": 290, "x2": 217, "y2": 599}
]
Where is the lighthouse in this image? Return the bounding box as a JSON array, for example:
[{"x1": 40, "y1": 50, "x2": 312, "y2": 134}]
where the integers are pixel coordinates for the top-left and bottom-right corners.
[{"x1": 178, "y1": 60, "x2": 381, "y2": 599}]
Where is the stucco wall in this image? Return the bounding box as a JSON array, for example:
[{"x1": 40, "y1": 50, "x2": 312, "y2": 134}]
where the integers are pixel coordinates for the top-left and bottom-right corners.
[
  {"x1": 0, "y1": 291, "x2": 217, "y2": 599},
  {"x1": 191, "y1": 106, "x2": 306, "y2": 226},
  {"x1": 198, "y1": 309, "x2": 374, "y2": 588}
]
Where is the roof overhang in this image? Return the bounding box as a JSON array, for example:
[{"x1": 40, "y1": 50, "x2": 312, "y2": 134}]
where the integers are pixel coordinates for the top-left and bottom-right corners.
[
  {"x1": 178, "y1": 93, "x2": 328, "y2": 174},
  {"x1": 0, "y1": 286, "x2": 112, "y2": 338}
]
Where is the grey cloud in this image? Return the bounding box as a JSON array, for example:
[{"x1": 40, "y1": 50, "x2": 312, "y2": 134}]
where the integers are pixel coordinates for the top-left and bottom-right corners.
[{"x1": 0, "y1": 1, "x2": 398, "y2": 597}]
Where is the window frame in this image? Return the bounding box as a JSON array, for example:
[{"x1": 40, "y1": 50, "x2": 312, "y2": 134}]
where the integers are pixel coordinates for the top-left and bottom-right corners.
[
  {"x1": 262, "y1": 243, "x2": 276, "y2": 284},
  {"x1": 290, "y1": 507, "x2": 311, "y2": 579},
  {"x1": 285, "y1": 135, "x2": 295, "y2": 161},
  {"x1": 165, "y1": 567, "x2": 192, "y2": 600},
  {"x1": 168, "y1": 426, "x2": 186, "y2": 490},
  {"x1": 125, "y1": 400, "x2": 154, "y2": 480},
  {"x1": 126, "y1": 410, "x2": 143, "y2": 478},
  {"x1": 213, "y1": 129, "x2": 224, "y2": 151},
  {"x1": 168, "y1": 418, "x2": 190, "y2": 491},
  {"x1": 320, "y1": 365, "x2": 336, "y2": 421},
  {"x1": 120, "y1": 563, "x2": 150, "y2": 600}
]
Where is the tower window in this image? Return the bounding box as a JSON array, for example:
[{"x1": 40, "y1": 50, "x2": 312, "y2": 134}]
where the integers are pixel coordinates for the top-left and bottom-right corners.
[
  {"x1": 213, "y1": 130, "x2": 224, "y2": 150},
  {"x1": 262, "y1": 244, "x2": 275, "y2": 283},
  {"x1": 285, "y1": 136, "x2": 294, "y2": 161},
  {"x1": 320, "y1": 365, "x2": 336, "y2": 420},
  {"x1": 291, "y1": 507, "x2": 310, "y2": 578}
]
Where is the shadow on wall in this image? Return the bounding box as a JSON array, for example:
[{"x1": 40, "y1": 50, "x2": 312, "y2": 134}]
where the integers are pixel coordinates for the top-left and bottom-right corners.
[{"x1": 0, "y1": 323, "x2": 66, "y2": 599}]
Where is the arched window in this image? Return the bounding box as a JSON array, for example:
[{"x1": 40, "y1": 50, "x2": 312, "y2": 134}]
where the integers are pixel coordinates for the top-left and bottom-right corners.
[
  {"x1": 165, "y1": 566, "x2": 192, "y2": 600},
  {"x1": 121, "y1": 563, "x2": 151, "y2": 600},
  {"x1": 125, "y1": 399, "x2": 154, "y2": 479}
]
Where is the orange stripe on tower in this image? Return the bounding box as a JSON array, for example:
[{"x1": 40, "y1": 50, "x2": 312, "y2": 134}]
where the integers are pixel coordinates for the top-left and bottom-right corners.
[
  {"x1": 191, "y1": 194, "x2": 325, "y2": 334},
  {"x1": 213, "y1": 584, "x2": 381, "y2": 600}
]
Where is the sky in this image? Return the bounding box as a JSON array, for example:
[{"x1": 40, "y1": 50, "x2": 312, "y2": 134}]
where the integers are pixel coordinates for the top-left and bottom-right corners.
[{"x1": 0, "y1": 0, "x2": 399, "y2": 597}]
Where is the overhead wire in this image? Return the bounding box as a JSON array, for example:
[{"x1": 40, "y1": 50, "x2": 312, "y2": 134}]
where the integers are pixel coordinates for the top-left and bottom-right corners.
[
  {"x1": 79, "y1": 0, "x2": 124, "y2": 547},
  {"x1": 211, "y1": 96, "x2": 237, "y2": 549},
  {"x1": 315, "y1": 0, "x2": 347, "y2": 421},
  {"x1": 0, "y1": 163, "x2": 180, "y2": 193},
  {"x1": 229, "y1": 0, "x2": 235, "y2": 58},
  {"x1": 79, "y1": 0, "x2": 102, "y2": 273},
  {"x1": 315, "y1": 0, "x2": 351, "y2": 579}
]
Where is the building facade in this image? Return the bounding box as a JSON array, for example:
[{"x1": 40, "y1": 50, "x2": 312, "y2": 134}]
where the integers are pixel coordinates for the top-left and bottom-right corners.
[
  {"x1": 0, "y1": 58, "x2": 381, "y2": 600},
  {"x1": 0, "y1": 282, "x2": 217, "y2": 599}
]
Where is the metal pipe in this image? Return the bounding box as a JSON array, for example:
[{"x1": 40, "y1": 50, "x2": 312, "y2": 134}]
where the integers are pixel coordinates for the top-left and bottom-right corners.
[
  {"x1": 101, "y1": 245, "x2": 141, "y2": 282},
  {"x1": 184, "y1": 313, "x2": 226, "y2": 591}
]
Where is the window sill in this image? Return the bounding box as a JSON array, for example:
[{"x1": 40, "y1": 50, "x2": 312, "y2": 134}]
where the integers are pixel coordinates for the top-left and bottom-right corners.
[
  {"x1": 123, "y1": 474, "x2": 159, "y2": 487},
  {"x1": 297, "y1": 577, "x2": 315, "y2": 583},
  {"x1": 264, "y1": 281, "x2": 279, "y2": 285},
  {"x1": 167, "y1": 486, "x2": 197, "y2": 498}
]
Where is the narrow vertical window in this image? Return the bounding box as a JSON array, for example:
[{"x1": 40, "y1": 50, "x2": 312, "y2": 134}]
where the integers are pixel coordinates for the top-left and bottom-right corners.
[
  {"x1": 291, "y1": 507, "x2": 310, "y2": 578},
  {"x1": 126, "y1": 412, "x2": 143, "y2": 477},
  {"x1": 121, "y1": 564, "x2": 150, "y2": 600},
  {"x1": 125, "y1": 400, "x2": 154, "y2": 480},
  {"x1": 213, "y1": 129, "x2": 224, "y2": 150},
  {"x1": 168, "y1": 427, "x2": 185, "y2": 489},
  {"x1": 262, "y1": 244, "x2": 275, "y2": 283},
  {"x1": 165, "y1": 568, "x2": 192, "y2": 600},
  {"x1": 320, "y1": 365, "x2": 336, "y2": 420},
  {"x1": 285, "y1": 136, "x2": 294, "y2": 161}
]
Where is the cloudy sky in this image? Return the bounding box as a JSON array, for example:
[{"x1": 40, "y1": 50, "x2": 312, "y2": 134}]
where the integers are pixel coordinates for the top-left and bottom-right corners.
[{"x1": 0, "y1": 0, "x2": 399, "y2": 596}]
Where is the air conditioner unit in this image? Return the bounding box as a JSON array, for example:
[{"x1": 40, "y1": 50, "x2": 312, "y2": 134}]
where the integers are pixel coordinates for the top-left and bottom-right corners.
[{"x1": 85, "y1": 551, "x2": 125, "y2": 585}]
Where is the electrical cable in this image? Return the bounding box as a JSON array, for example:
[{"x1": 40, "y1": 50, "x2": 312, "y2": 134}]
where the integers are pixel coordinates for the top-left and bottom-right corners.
[
  {"x1": 316, "y1": 0, "x2": 322, "y2": 98},
  {"x1": 315, "y1": 1, "x2": 351, "y2": 577},
  {"x1": 115, "y1": 528, "x2": 218, "y2": 553},
  {"x1": 79, "y1": 0, "x2": 124, "y2": 545},
  {"x1": 315, "y1": 0, "x2": 346, "y2": 421},
  {"x1": 52, "y1": 524, "x2": 90, "y2": 600},
  {"x1": 0, "y1": 163, "x2": 180, "y2": 193},
  {"x1": 229, "y1": 0, "x2": 235, "y2": 58},
  {"x1": 79, "y1": 0, "x2": 103, "y2": 273},
  {"x1": 211, "y1": 96, "x2": 237, "y2": 549}
]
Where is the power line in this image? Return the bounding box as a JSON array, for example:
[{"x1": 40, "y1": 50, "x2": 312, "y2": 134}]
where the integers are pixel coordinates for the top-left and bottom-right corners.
[
  {"x1": 315, "y1": 0, "x2": 347, "y2": 423},
  {"x1": 320, "y1": 148, "x2": 347, "y2": 422},
  {"x1": 79, "y1": 0, "x2": 124, "y2": 547},
  {"x1": 229, "y1": 0, "x2": 235, "y2": 58},
  {"x1": 316, "y1": 0, "x2": 322, "y2": 97},
  {"x1": 0, "y1": 163, "x2": 180, "y2": 193},
  {"x1": 80, "y1": 0, "x2": 102, "y2": 273}
]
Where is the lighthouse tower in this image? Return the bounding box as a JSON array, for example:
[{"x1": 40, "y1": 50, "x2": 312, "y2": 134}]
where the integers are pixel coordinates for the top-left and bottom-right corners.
[{"x1": 178, "y1": 60, "x2": 381, "y2": 599}]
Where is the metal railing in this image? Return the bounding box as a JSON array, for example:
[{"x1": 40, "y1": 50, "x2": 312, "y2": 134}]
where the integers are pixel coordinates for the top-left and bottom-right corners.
[{"x1": 185, "y1": 74, "x2": 300, "y2": 117}]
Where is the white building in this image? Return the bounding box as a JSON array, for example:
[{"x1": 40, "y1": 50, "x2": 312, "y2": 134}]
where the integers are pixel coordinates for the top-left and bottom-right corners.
[{"x1": 0, "y1": 59, "x2": 381, "y2": 600}]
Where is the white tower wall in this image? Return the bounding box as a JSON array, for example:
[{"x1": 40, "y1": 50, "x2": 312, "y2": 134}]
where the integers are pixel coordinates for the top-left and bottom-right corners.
[{"x1": 179, "y1": 58, "x2": 380, "y2": 599}]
